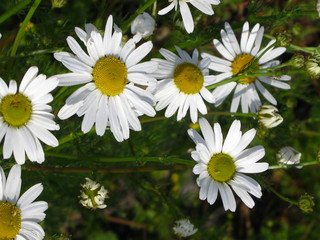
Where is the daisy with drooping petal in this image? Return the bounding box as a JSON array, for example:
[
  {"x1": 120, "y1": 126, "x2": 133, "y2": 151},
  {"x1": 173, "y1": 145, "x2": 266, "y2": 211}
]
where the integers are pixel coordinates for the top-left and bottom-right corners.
[
  {"x1": 0, "y1": 66, "x2": 59, "y2": 164},
  {"x1": 158, "y1": 0, "x2": 220, "y2": 33},
  {"x1": 277, "y1": 146, "x2": 302, "y2": 169},
  {"x1": 151, "y1": 46, "x2": 215, "y2": 123},
  {"x1": 188, "y1": 118, "x2": 269, "y2": 211},
  {"x1": 203, "y1": 21, "x2": 291, "y2": 113},
  {"x1": 0, "y1": 164, "x2": 48, "y2": 239},
  {"x1": 54, "y1": 15, "x2": 157, "y2": 142}
]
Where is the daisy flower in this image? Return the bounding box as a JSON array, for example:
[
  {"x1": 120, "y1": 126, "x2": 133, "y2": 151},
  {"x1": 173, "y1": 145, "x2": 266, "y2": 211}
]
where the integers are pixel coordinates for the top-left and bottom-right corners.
[
  {"x1": 173, "y1": 219, "x2": 198, "y2": 238},
  {"x1": 54, "y1": 15, "x2": 157, "y2": 142},
  {"x1": 158, "y1": 0, "x2": 220, "y2": 33},
  {"x1": 151, "y1": 46, "x2": 215, "y2": 123},
  {"x1": 79, "y1": 177, "x2": 109, "y2": 210},
  {"x1": 188, "y1": 118, "x2": 268, "y2": 211},
  {"x1": 277, "y1": 146, "x2": 302, "y2": 169},
  {"x1": 0, "y1": 66, "x2": 59, "y2": 164},
  {"x1": 203, "y1": 21, "x2": 291, "y2": 113},
  {"x1": 0, "y1": 164, "x2": 48, "y2": 239}
]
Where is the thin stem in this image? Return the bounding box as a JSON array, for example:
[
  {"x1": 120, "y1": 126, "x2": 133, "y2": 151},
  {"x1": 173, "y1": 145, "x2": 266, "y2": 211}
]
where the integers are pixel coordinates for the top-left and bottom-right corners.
[
  {"x1": 264, "y1": 34, "x2": 316, "y2": 54},
  {"x1": 45, "y1": 152, "x2": 195, "y2": 166},
  {"x1": 206, "y1": 70, "x2": 298, "y2": 91},
  {"x1": 0, "y1": 0, "x2": 31, "y2": 24},
  {"x1": 268, "y1": 161, "x2": 319, "y2": 170},
  {"x1": 26, "y1": 164, "x2": 190, "y2": 173},
  {"x1": 10, "y1": 0, "x2": 42, "y2": 57},
  {"x1": 299, "y1": 130, "x2": 320, "y2": 137},
  {"x1": 267, "y1": 184, "x2": 298, "y2": 206},
  {"x1": 207, "y1": 111, "x2": 256, "y2": 118}
]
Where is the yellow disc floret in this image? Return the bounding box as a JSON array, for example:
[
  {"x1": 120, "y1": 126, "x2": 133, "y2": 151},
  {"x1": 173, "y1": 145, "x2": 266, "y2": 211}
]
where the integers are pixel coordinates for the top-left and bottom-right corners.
[
  {"x1": 0, "y1": 201, "x2": 21, "y2": 239},
  {"x1": 92, "y1": 56, "x2": 128, "y2": 96},
  {"x1": 231, "y1": 54, "x2": 257, "y2": 84},
  {"x1": 207, "y1": 153, "x2": 236, "y2": 182},
  {"x1": 0, "y1": 93, "x2": 32, "y2": 127},
  {"x1": 173, "y1": 62, "x2": 204, "y2": 94}
]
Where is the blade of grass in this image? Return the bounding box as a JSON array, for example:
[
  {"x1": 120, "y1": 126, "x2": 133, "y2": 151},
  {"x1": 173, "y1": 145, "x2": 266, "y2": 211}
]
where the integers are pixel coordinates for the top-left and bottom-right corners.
[
  {"x1": 0, "y1": 0, "x2": 31, "y2": 24},
  {"x1": 10, "y1": 0, "x2": 42, "y2": 57}
]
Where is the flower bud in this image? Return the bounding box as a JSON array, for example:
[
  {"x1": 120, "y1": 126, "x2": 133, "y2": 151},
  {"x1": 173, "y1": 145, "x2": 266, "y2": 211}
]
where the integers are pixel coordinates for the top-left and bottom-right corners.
[
  {"x1": 79, "y1": 178, "x2": 109, "y2": 210},
  {"x1": 277, "y1": 146, "x2": 302, "y2": 169},
  {"x1": 131, "y1": 12, "x2": 156, "y2": 38},
  {"x1": 276, "y1": 31, "x2": 292, "y2": 47},
  {"x1": 298, "y1": 193, "x2": 314, "y2": 213},
  {"x1": 291, "y1": 54, "x2": 305, "y2": 69},
  {"x1": 306, "y1": 53, "x2": 320, "y2": 79},
  {"x1": 51, "y1": 0, "x2": 67, "y2": 8},
  {"x1": 257, "y1": 104, "x2": 283, "y2": 129}
]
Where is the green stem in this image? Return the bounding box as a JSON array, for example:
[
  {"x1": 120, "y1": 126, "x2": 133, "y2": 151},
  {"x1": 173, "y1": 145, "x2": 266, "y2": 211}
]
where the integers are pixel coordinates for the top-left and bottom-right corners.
[
  {"x1": 268, "y1": 161, "x2": 319, "y2": 170},
  {"x1": 206, "y1": 69, "x2": 300, "y2": 91},
  {"x1": 267, "y1": 184, "x2": 298, "y2": 206},
  {"x1": 26, "y1": 164, "x2": 190, "y2": 173},
  {"x1": 10, "y1": 0, "x2": 42, "y2": 57},
  {"x1": 45, "y1": 152, "x2": 195, "y2": 166},
  {"x1": 121, "y1": 0, "x2": 157, "y2": 32},
  {"x1": 0, "y1": 0, "x2": 31, "y2": 24},
  {"x1": 207, "y1": 111, "x2": 256, "y2": 118},
  {"x1": 299, "y1": 130, "x2": 320, "y2": 137},
  {"x1": 264, "y1": 34, "x2": 317, "y2": 54}
]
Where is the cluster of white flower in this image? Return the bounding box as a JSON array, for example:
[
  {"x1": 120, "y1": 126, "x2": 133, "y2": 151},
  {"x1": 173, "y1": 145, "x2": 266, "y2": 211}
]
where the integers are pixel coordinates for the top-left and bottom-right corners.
[{"x1": 0, "y1": 0, "x2": 310, "y2": 238}]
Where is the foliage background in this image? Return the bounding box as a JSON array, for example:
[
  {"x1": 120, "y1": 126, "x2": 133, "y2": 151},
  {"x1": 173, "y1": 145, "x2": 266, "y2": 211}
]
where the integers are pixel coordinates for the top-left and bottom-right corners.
[{"x1": 0, "y1": 0, "x2": 320, "y2": 239}]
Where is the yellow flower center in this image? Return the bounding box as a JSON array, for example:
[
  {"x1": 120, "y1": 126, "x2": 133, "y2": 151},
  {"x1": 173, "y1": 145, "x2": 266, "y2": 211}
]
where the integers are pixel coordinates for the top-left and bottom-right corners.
[
  {"x1": 173, "y1": 62, "x2": 204, "y2": 94},
  {"x1": 0, "y1": 93, "x2": 32, "y2": 127},
  {"x1": 0, "y1": 201, "x2": 22, "y2": 239},
  {"x1": 207, "y1": 153, "x2": 236, "y2": 182},
  {"x1": 92, "y1": 56, "x2": 128, "y2": 96},
  {"x1": 231, "y1": 54, "x2": 257, "y2": 84}
]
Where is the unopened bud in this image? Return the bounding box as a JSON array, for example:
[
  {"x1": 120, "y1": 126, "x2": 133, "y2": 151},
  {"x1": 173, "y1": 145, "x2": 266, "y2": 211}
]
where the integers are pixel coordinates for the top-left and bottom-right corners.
[
  {"x1": 306, "y1": 53, "x2": 320, "y2": 79},
  {"x1": 298, "y1": 193, "x2": 315, "y2": 213},
  {"x1": 258, "y1": 104, "x2": 283, "y2": 129},
  {"x1": 291, "y1": 54, "x2": 305, "y2": 69},
  {"x1": 276, "y1": 31, "x2": 292, "y2": 47}
]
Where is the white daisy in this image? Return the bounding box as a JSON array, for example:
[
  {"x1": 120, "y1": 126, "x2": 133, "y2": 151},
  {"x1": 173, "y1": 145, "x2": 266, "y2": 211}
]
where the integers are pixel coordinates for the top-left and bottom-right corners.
[
  {"x1": 54, "y1": 15, "x2": 157, "y2": 142},
  {"x1": 158, "y1": 0, "x2": 220, "y2": 33},
  {"x1": 277, "y1": 146, "x2": 302, "y2": 169},
  {"x1": 188, "y1": 118, "x2": 269, "y2": 211},
  {"x1": 0, "y1": 164, "x2": 48, "y2": 240},
  {"x1": 79, "y1": 177, "x2": 109, "y2": 210},
  {"x1": 203, "y1": 21, "x2": 291, "y2": 113},
  {"x1": 131, "y1": 12, "x2": 156, "y2": 38},
  {"x1": 151, "y1": 46, "x2": 215, "y2": 123},
  {"x1": 0, "y1": 66, "x2": 59, "y2": 164},
  {"x1": 173, "y1": 219, "x2": 198, "y2": 238}
]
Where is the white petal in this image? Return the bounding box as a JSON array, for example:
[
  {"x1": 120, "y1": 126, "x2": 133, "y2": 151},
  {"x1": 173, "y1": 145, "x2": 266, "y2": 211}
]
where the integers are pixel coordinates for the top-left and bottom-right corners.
[
  {"x1": 217, "y1": 182, "x2": 236, "y2": 212},
  {"x1": 126, "y1": 41, "x2": 153, "y2": 68},
  {"x1": 179, "y1": 1, "x2": 194, "y2": 33}
]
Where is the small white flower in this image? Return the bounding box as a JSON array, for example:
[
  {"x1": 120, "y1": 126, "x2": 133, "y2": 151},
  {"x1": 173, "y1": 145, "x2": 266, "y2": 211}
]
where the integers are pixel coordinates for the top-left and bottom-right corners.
[
  {"x1": 173, "y1": 219, "x2": 198, "y2": 238},
  {"x1": 203, "y1": 21, "x2": 291, "y2": 113},
  {"x1": 151, "y1": 46, "x2": 215, "y2": 123},
  {"x1": 188, "y1": 118, "x2": 268, "y2": 211},
  {"x1": 0, "y1": 164, "x2": 48, "y2": 239},
  {"x1": 54, "y1": 15, "x2": 158, "y2": 142},
  {"x1": 79, "y1": 178, "x2": 109, "y2": 209},
  {"x1": 158, "y1": 0, "x2": 220, "y2": 33},
  {"x1": 0, "y1": 66, "x2": 59, "y2": 164},
  {"x1": 257, "y1": 104, "x2": 283, "y2": 128},
  {"x1": 131, "y1": 12, "x2": 156, "y2": 38},
  {"x1": 277, "y1": 146, "x2": 302, "y2": 169}
]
